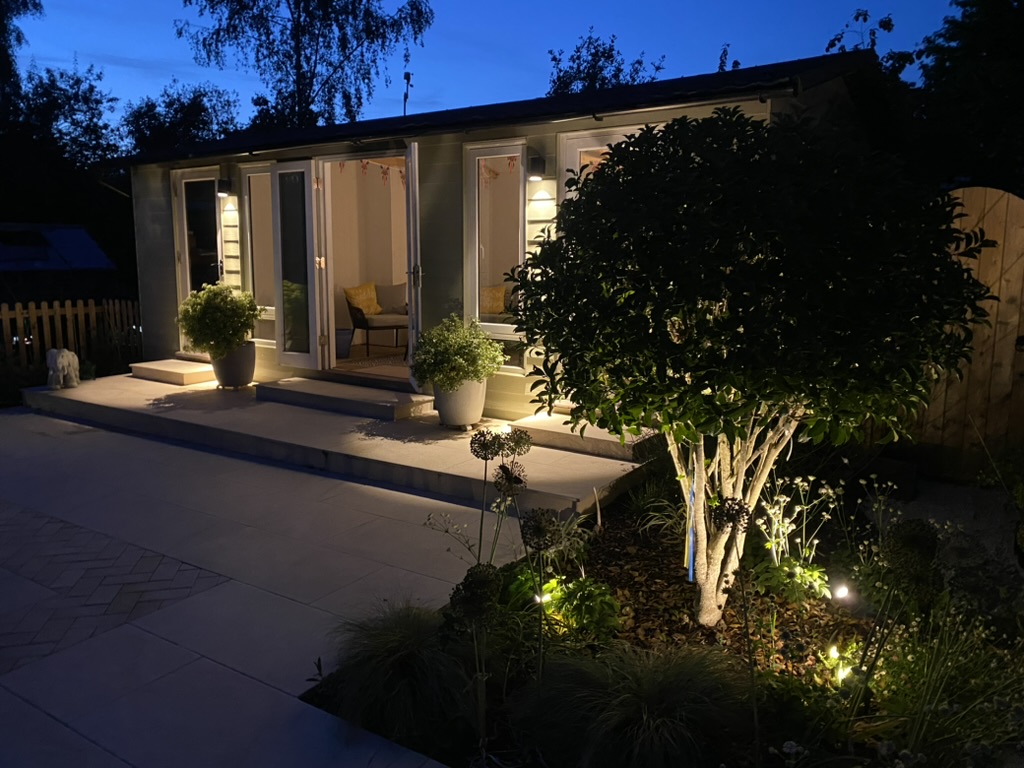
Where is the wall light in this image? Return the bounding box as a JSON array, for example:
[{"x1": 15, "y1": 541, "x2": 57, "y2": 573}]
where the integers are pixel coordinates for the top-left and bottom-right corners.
[
  {"x1": 527, "y1": 153, "x2": 546, "y2": 182},
  {"x1": 217, "y1": 178, "x2": 233, "y2": 198}
]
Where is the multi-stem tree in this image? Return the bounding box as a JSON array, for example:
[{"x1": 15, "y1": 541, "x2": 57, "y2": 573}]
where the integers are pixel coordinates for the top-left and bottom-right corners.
[
  {"x1": 176, "y1": 0, "x2": 434, "y2": 127},
  {"x1": 511, "y1": 106, "x2": 992, "y2": 626}
]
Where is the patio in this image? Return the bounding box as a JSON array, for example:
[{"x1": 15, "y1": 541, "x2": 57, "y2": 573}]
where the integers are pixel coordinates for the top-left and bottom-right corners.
[
  {"x1": 21, "y1": 372, "x2": 641, "y2": 513},
  {"x1": 0, "y1": 372, "x2": 640, "y2": 767}
]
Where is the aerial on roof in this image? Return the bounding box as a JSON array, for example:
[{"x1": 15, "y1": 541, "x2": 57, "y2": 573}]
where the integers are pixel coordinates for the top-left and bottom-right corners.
[{"x1": 131, "y1": 50, "x2": 878, "y2": 165}]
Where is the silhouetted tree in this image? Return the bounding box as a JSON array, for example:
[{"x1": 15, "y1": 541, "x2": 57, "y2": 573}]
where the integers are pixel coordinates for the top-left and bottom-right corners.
[
  {"x1": 547, "y1": 27, "x2": 665, "y2": 96},
  {"x1": 0, "y1": 0, "x2": 41, "y2": 125},
  {"x1": 20, "y1": 60, "x2": 118, "y2": 167},
  {"x1": 176, "y1": 0, "x2": 434, "y2": 128},
  {"x1": 917, "y1": 0, "x2": 1024, "y2": 196},
  {"x1": 121, "y1": 80, "x2": 238, "y2": 155}
]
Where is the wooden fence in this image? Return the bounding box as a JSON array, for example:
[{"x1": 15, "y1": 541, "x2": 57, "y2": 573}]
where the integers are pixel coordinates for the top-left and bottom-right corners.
[
  {"x1": 914, "y1": 186, "x2": 1024, "y2": 476},
  {"x1": 0, "y1": 298, "x2": 143, "y2": 371}
]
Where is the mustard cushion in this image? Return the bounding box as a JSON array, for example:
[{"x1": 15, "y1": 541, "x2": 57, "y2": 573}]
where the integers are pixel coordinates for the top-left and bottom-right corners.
[
  {"x1": 480, "y1": 285, "x2": 507, "y2": 315},
  {"x1": 345, "y1": 283, "x2": 381, "y2": 316}
]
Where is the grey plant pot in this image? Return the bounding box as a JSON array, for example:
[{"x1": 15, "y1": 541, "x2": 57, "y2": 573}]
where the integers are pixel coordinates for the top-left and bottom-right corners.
[
  {"x1": 336, "y1": 328, "x2": 354, "y2": 359},
  {"x1": 211, "y1": 341, "x2": 256, "y2": 388},
  {"x1": 433, "y1": 379, "x2": 487, "y2": 428}
]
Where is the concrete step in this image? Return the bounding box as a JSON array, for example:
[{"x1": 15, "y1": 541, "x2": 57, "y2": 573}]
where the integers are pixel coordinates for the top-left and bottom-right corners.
[
  {"x1": 512, "y1": 412, "x2": 639, "y2": 461},
  {"x1": 22, "y1": 376, "x2": 640, "y2": 515},
  {"x1": 130, "y1": 359, "x2": 215, "y2": 386},
  {"x1": 256, "y1": 378, "x2": 433, "y2": 421}
]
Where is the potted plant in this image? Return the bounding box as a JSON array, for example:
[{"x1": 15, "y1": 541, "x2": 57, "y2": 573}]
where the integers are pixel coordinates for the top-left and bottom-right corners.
[
  {"x1": 412, "y1": 314, "x2": 505, "y2": 427},
  {"x1": 176, "y1": 283, "x2": 263, "y2": 388}
]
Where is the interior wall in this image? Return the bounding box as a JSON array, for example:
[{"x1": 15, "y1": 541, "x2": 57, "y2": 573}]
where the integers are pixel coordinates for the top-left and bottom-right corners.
[
  {"x1": 356, "y1": 161, "x2": 395, "y2": 285},
  {"x1": 330, "y1": 161, "x2": 360, "y2": 290},
  {"x1": 391, "y1": 175, "x2": 407, "y2": 282}
]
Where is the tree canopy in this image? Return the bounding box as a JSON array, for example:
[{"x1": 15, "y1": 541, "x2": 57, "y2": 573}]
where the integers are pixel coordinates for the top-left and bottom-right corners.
[
  {"x1": 511, "y1": 107, "x2": 992, "y2": 624},
  {"x1": 19, "y1": 60, "x2": 118, "y2": 168},
  {"x1": 917, "y1": 0, "x2": 1024, "y2": 196},
  {"x1": 176, "y1": 0, "x2": 434, "y2": 127},
  {"x1": 547, "y1": 27, "x2": 664, "y2": 97},
  {"x1": 120, "y1": 80, "x2": 238, "y2": 156},
  {"x1": 0, "y1": 0, "x2": 41, "y2": 124}
]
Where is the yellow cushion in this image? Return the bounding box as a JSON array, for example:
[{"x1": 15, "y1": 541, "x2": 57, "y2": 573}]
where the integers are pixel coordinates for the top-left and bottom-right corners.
[
  {"x1": 344, "y1": 283, "x2": 381, "y2": 316},
  {"x1": 480, "y1": 285, "x2": 506, "y2": 315}
]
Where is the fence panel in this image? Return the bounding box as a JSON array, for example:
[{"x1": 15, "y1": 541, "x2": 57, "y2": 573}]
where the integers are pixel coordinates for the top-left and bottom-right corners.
[{"x1": 0, "y1": 298, "x2": 142, "y2": 373}]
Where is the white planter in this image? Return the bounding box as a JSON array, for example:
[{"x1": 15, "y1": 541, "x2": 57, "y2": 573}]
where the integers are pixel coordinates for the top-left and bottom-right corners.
[{"x1": 433, "y1": 379, "x2": 487, "y2": 428}]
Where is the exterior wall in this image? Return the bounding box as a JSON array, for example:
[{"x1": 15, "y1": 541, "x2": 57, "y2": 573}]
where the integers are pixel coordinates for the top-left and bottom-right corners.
[
  {"x1": 130, "y1": 90, "x2": 788, "y2": 417},
  {"x1": 131, "y1": 165, "x2": 179, "y2": 360}
]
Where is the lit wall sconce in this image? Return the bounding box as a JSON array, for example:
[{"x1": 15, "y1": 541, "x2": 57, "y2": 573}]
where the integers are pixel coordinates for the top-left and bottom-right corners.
[
  {"x1": 527, "y1": 153, "x2": 546, "y2": 182},
  {"x1": 217, "y1": 178, "x2": 233, "y2": 198}
]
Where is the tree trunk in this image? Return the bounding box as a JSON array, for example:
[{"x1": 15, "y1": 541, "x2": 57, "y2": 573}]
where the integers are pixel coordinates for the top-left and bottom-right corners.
[{"x1": 666, "y1": 414, "x2": 800, "y2": 627}]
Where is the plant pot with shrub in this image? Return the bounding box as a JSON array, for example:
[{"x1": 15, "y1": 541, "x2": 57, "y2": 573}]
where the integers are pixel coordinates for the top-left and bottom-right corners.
[
  {"x1": 176, "y1": 284, "x2": 263, "y2": 388},
  {"x1": 411, "y1": 314, "x2": 505, "y2": 427}
]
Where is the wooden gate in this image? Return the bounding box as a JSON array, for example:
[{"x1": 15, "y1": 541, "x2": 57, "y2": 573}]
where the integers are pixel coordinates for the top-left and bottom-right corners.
[{"x1": 916, "y1": 187, "x2": 1024, "y2": 475}]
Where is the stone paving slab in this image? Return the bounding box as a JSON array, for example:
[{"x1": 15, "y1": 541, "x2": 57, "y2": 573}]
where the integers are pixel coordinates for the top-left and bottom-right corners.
[
  {"x1": 0, "y1": 687, "x2": 132, "y2": 768},
  {"x1": 0, "y1": 501, "x2": 228, "y2": 673}
]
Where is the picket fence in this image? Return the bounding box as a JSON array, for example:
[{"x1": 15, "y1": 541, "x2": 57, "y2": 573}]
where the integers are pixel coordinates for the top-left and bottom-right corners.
[{"x1": 0, "y1": 298, "x2": 142, "y2": 370}]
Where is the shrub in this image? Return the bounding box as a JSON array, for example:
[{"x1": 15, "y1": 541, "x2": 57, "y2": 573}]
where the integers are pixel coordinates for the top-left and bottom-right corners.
[
  {"x1": 410, "y1": 314, "x2": 504, "y2": 392},
  {"x1": 175, "y1": 283, "x2": 261, "y2": 360},
  {"x1": 512, "y1": 644, "x2": 753, "y2": 768},
  {"x1": 328, "y1": 602, "x2": 472, "y2": 761},
  {"x1": 860, "y1": 602, "x2": 1024, "y2": 765},
  {"x1": 880, "y1": 517, "x2": 942, "y2": 611}
]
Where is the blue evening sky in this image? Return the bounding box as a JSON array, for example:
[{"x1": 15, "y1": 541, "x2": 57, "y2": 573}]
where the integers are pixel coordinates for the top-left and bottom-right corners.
[{"x1": 17, "y1": 0, "x2": 955, "y2": 121}]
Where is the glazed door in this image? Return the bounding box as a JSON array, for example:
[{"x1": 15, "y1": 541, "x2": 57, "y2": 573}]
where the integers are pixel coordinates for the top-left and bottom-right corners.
[
  {"x1": 405, "y1": 141, "x2": 422, "y2": 361},
  {"x1": 271, "y1": 161, "x2": 323, "y2": 370}
]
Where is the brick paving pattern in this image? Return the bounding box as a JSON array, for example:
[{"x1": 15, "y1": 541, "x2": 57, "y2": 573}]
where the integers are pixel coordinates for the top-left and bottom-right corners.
[{"x1": 0, "y1": 501, "x2": 229, "y2": 673}]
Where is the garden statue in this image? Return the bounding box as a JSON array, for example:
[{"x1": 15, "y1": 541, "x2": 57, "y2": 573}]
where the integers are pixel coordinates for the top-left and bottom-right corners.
[{"x1": 46, "y1": 348, "x2": 80, "y2": 389}]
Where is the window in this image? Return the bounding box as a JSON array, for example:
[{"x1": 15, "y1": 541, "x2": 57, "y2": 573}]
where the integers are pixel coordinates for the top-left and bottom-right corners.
[{"x1": 465, "y1": 142, "x2": 525, "y2": 333}]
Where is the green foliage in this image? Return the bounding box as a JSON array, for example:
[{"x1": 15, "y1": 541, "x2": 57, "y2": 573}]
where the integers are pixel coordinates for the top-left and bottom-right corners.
[
  {"x1": 547, "y1": 26, "x2": 665, "y2": 96},
  {"x1": 750, "y1": 556, "x2": 831, "y2": 603},
  {"x1": 855, "y1": 602, "x2": 1024, "y2": 764},
  {"x1": 411, "y1": 314, "x2": 505, "y2": 392},
  {"x1": 518, "y1": 506, "x2": 591, "y2": 575},
  {"x1": 327, "y1": 602, "x2": 472, "y2": 761},
  {"x1": 753, "y1": 475, "x2": 841, "y2": 567},
  {"x1": 175, "y1": 283, "x2": 262, "y2": 360},
  {"x1": 512, "y1": 644, "x2": 752, "y2": 768},
  {"x1": 120, "y1": 79, "x2": 238, "y2": 156},
  {"x1": 553, "y1": 576, "x2": 620, "y2": 642},
  {"x1": 511, "y1": 106, "x2": 992, "y2": 450},
  {"x1": 176, "y1": 0, "x2": 434, "y2": 127}
]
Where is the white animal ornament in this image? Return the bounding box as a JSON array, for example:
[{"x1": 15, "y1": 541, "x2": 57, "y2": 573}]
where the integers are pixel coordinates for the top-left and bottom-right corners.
[{"x1": 46, "y1": 348, "x2": 80, "y2": 389}]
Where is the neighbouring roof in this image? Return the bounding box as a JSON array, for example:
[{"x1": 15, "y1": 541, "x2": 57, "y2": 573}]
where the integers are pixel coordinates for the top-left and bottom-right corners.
[
  {"x1": 133, "y1": 50, "x2": 878, "y2": 165},
  {"x1": 0, "y1": 225, "x2": 116, "y2": 272}
]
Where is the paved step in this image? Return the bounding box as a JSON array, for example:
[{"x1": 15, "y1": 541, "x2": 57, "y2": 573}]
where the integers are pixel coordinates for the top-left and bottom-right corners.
[
  {"x1": 22, "y1": 377, "x2": 640, "y2": 515},
  {"x1": 511, "y1": 412, "x2": 640, "y2": 461},
  {"x1": 256, "y1": 378, "x2": 433, "y2": 421},
  {"x1": 130, "y1": 359, "x2": 215, "y2": 386}
]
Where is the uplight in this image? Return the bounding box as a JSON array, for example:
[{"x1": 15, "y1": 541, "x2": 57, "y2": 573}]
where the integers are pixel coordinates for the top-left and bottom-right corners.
[{"x1": 834, "y1": 584, "x2": 849, "y2": 600}]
